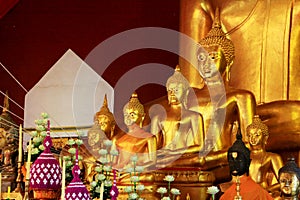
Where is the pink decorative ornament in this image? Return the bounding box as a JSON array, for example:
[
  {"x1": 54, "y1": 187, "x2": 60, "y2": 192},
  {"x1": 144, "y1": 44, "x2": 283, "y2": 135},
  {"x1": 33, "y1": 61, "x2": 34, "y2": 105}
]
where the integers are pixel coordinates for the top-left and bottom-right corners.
[
  {"x1": 65, "y1": 147, "x2": 90, "y2": 200},
  {"x1": 29, "y1": 120, "x2": 62, "y2": 199},
  {"x1": 30, "y1": 120, "x2": 62, "y2": 190},
  {"x1": 110, "y1": 169, "x2": 119, "y2": 200}
]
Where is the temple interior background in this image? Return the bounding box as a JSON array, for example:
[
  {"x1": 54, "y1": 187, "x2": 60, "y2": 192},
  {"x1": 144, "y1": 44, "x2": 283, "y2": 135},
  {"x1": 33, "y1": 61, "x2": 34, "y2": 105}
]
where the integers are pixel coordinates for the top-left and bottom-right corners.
[{"x1": 0, "y1": 0, "x2": 180, "y2": 124}]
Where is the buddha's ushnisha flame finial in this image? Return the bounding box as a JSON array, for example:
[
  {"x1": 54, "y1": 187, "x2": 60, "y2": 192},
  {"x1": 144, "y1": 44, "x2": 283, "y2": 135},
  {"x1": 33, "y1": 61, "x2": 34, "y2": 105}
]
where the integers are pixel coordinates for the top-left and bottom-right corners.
[
  {"x1": 199, "y1": 7, "x2": 235, "y2": 66},
  {"x1": 95, "y1": 94, "x2": 115, "y2": 125},
  {"x1": 213, "y1": 7, "x2": 221, "y2": 28}
]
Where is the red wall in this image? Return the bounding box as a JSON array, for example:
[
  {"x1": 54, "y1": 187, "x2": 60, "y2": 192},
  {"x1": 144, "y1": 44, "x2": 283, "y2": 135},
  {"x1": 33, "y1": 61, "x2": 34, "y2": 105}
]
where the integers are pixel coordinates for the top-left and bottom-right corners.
[{"x1": 0, "y1": 0, "x2": 180, "y2": 125}]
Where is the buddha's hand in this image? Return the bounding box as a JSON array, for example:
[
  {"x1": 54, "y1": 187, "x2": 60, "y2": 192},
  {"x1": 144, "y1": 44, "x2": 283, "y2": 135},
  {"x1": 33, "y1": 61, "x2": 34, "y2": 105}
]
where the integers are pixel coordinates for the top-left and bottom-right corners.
[{"x1": 199, "y1": 156, "x2": 206, "y2": 166}]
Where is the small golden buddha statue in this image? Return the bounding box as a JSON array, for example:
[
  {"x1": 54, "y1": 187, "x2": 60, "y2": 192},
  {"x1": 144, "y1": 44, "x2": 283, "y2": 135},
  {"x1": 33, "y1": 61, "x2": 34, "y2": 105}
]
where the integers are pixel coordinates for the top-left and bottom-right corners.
[
  {"x1": 85, "y1": 95, "x2": 116, "y2": 190},
  {"x1": 0, "y1": 92, "x2": 19, "y2": 191},
  {"x1": 150, "y1": 66, "x2": 205, "y2": 168},
  {"x1": 247, "y1": 115, "x2": 283, "y2": 194},
  {"x1": 113, "y1": 92, "x2": 157, "y2": 170},
  {"x1": 95, "y1": 94, "x2": 116, "y2": 140},
  {"x1": 84, "y1": 127, "x2": 103, "y2": 190},
  {"x1": 87, "y1": 124, "x2": 106, "y2": 154},
  {"x1": 276, "y1": 158, "x2": 300, "y2": 200}
]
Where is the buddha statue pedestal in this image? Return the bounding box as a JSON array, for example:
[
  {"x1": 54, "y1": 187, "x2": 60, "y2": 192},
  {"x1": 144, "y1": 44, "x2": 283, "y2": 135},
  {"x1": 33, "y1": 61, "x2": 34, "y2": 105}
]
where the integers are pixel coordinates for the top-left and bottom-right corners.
[
  {"x1": 32, "y1": 189, "x2": 61, "y2": 200},
  {"x1": 154, "y1": 168, "x2": 215, "y2": 200},
  {"x1": 117, "y1": 172, "x2": 159, "y2": 200},
  {"x1": 116, "y1": 183, "x2": 159, "y2": 200}
]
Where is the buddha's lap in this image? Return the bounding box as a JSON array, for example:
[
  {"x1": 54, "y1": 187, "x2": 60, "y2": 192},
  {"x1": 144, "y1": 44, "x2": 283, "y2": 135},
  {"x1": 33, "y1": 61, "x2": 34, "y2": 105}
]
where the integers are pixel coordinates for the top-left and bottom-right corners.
[{"x1": 257, "y1": 100, "x2": 300, "y2": 151}]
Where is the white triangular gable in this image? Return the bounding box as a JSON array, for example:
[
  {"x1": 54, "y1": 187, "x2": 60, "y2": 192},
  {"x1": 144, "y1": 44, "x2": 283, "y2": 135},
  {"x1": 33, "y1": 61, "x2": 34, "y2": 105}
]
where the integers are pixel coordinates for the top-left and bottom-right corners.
[{"x1": 24, "y1": 49, "x2": 114, "y2": 130}]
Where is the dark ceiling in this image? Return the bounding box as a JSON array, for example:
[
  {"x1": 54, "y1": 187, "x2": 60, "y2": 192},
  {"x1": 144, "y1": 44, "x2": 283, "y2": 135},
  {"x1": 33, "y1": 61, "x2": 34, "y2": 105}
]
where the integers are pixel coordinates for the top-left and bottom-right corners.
[{"x1": 0, "y1": 0, "x2": 180, "y2": 125}]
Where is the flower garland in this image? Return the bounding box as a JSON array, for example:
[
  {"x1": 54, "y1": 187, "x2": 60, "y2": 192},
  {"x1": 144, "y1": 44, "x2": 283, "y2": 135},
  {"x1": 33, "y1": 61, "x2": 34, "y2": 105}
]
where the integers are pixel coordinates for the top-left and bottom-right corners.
[
  {"x1": 124, "y1": 155, "x2": 145, "y2": 200},
  {"x1": 64, "y1": 132, "x2": 84, "y2": 183},
  {"x1": 28, "y1": 112, "x2": 49, "y2": 162},
  {"x1": 90, "y1": 139, "x2": 119, "y2": 200},
  {"x1": 157, "y1": 175, "x2": 181, "y2": 200}
]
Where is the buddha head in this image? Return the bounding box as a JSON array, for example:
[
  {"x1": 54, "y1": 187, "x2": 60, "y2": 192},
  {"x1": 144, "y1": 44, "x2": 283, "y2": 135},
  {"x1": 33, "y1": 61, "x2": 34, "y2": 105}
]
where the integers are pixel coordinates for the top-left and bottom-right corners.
[
  {"x1": 166, "y1": 65, "x2": 190, "y2": 105},
  {"x1": 198, "y1": 7, "x2": 234, "y2": 82},
  {"x1": 87, "y1": 124, "x2": 105, "y2": 148},
  {"x1": 278, "y1": 158, "x2": 300, "y2": 198},
  {"x1": 95, "y1": 94, "x2": 116, "y2": 139},
  {"x1": 227, "y1": 130, "x2": 251, "y2": 176},
  {"x1": 246, "y1": 115, "x2": 269, "y2": 148},
  {"x1": 123, "y1": 92, "x2": 145, "y2": 128}
]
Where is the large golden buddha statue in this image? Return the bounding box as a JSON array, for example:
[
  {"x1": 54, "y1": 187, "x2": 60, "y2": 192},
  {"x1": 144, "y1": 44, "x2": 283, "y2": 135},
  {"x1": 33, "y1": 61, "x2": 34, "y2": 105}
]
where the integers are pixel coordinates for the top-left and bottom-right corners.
[
  {"x1": 145, "y1": 8, "x2": 257, "y2": 182},
  {"x1": 113, "y1": 92, "x2": 157, "y2": 170},
  {"x1": 179, "y1": 0, "x2": 300, "y2": 102},
  {"x1": 179, "y1": 0, "x2": 300, "y2": 165},
  {"x1": 186, "y1": 7, "x2": 256, "y2": 153},
  {"x1": 247, "y1": 115, "x2": 283, "y2": 195}
]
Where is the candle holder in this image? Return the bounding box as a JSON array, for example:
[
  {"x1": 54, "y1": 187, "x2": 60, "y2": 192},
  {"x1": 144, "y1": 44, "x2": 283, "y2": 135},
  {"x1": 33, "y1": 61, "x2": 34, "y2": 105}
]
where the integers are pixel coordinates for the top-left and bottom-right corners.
[
  {"x1": 14, "y1": 124, "x2": 24, "y2": 193},
  {"x1": 13, "y1": 160, "x2": 23, "y2": 193}
]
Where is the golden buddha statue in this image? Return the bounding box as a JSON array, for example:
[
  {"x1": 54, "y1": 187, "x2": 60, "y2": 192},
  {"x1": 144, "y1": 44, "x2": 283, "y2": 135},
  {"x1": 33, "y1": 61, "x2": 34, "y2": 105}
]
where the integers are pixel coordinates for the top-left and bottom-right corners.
[
  {"x1": 247, "y1": 115, "x2": 283, "y2": 194},
  {"x1": 87, "y1": 124, "x2": 107, "y2": 155},
  {"x1": 150, "y1": 66, "x2": 205, "y2": 168},
  {"x1": 0, "y1": 92, "x2": 19, "y2": 191},
  {"x1": 94, "y1": 94, "x2": 116, "y2": 140},
  {"x1": 113, "y1": 92, "x2": 157, "y2": 170},
  {"x1": 275, "y1": 158, "x2": 300, "y2": 200},
  {"x1": 187, "y1": 7, "x2": 256, "y2": 152},
  {"x1": 84, "y1": 94, "x2": 117, "y2": 189},
  {"x1": 179, "y1": 0, "x2": 300, "y2": 103},
  {"x1": 179, "y1": 0, "x2": 300, "y2": 166}
]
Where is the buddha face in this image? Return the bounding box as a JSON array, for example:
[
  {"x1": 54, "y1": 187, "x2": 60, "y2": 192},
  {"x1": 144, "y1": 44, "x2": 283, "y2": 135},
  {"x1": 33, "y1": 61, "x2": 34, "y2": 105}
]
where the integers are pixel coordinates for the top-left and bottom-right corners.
[
  {"x1": 279, "y1": 172, "x2": 300, "y2": 197},
  {"x1": 88, "y1": 130, "x2": 100, "y2": 147},
  {"x1": 0, "y1": 128, "x2": 7, "y2": 148},
  {"x1": 97, "y1": 115, "x2": 112, "y2": 135},
  {"x1": 123, "y1": 107, "x2": 144, "y2": 127},
  {"x1": 247, "y1": 127, "x2": 263, "y2": 146},
  {"x1": 198, "y1": 45, "x2": 227, "y2": 79},
  {"x1": 167, "y1": 82, "x2": 185, "y2": 105},
  {"x1": 228, "y1": 151, "x2": 248, "y2": 176}
]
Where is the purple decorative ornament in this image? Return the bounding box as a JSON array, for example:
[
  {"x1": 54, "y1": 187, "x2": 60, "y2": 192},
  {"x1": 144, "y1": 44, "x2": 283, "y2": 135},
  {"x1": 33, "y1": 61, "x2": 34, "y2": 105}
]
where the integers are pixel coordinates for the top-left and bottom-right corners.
[
  {"x1": 110, "y1": 169, "x2": 119, "y2": 200},
  {"x1": 30, "y1": 120, "x2": 62, "y2": 191},
  {"x1": 65, "y1": 147, "x2": 90, "y2": 200}
]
